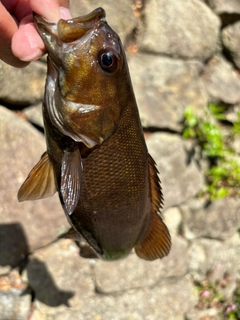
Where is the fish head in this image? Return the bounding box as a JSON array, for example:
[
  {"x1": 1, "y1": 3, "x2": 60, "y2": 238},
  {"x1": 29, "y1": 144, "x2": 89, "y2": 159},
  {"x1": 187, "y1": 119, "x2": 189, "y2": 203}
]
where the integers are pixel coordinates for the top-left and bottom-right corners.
[{"x1": 34, "y1": 8, "x2": 130, "y2": 147}]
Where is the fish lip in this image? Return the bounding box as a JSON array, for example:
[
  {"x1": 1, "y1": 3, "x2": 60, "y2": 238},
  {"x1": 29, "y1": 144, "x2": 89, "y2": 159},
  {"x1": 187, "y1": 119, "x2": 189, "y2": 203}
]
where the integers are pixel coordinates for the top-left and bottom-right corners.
[
  {"x1": 68, "y1": 7, "x2": 106, "y2": 24},
  {"x1": 33, "y1": 8, "x2": 106, "y2": 43},
  {"x1": 33, "y1": 7, "x2": 105, "y2": 24},
  {"x1": 33, "y1": 11, "x2": 58, "y2": 39},
  {"x1": 57, "y1": 7, "x2": 106, "y2": 42}
]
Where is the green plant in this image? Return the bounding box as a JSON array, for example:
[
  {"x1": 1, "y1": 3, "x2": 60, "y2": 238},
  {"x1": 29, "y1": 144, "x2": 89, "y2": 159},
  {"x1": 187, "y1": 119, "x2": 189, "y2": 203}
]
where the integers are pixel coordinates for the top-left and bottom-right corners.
[
  {"x1": 194, "y1": 273, "x2": 240, "y2": 319},
  {"x1": 182, "y1": 104, "x2": 240, "y2": 199},
  {"x1": 195, "y1": 278, "x2": 224, "y2": 310},
  {"x1": 224, "y1": 281, "x2": 240, "y2": 320}
]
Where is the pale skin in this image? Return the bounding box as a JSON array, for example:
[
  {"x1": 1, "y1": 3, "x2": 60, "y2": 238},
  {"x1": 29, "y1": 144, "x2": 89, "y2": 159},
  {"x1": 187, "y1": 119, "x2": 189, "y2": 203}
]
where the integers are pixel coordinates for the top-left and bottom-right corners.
[{"x1": 0, "y1": 0, "x2": 71, "y2": 68}]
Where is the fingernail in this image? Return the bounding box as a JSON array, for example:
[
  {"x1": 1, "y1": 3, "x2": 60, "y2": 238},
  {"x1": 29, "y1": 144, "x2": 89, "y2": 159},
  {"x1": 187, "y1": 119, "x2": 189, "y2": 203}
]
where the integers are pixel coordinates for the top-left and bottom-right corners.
[
  {"x1": 20, "y1": 49, "x2": 44, "y2": 62},
  {"x1": 59, "y1": 7, "x2": 72, "y2": 20}
]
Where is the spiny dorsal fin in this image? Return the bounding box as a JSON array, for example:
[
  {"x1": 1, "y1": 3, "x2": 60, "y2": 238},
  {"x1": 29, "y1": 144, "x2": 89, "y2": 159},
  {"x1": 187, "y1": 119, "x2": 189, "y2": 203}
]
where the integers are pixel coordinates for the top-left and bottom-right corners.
[
  {"x1": 135, "y1": 154, "x2": 171, "y2": 260},
  {"x1": 148, "y1": 154, "x2": 164, "y2": 214},
  {"x1": 60, "y1": 148, "x2": 83, "y2": 216},
  {"x1": 18, "y1": 152, "x2": 57, "y2": 202}
]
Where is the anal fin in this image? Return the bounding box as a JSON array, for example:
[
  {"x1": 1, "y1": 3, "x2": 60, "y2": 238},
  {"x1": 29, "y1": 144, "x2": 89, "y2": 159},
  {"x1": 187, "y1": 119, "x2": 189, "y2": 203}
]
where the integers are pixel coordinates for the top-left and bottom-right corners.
[
  {"x1": 18, "y1": 152, "x2": 57, "y2": 202},
  {"x1": 60, "y1": 148, "x2": 82, "y2": 215},
  {"x1": 134, "y1": 154, "x2": 171, "y2": 260}
]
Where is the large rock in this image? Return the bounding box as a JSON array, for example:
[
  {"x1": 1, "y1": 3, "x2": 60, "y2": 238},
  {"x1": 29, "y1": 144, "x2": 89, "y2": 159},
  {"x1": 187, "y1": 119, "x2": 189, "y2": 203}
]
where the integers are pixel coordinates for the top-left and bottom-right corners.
[
  {"x1": 0, "y1": 270, "x2": 31, "y2": 320},
  {"x1": 207, "y1": 0, "x2": 240, "y2": 26},
  {"x1": 187, "y1": 236, "x2": 240, "y2": 281},
  {"x1": 0, "y1": 61, "x2": 46, "y2": 106},
  {"x1": 139, "y1": 0, "x2": 220, "y2": 60},
  {"x1": 202, "y1": 55, "x2": 240, "y2": 104},
  {"x1": 0, "y1": 106, "x2": 69, "y2": 269},
  {"x1": 128, "y1": 54, "x2": 208, "y2": 130},
  {"x1": 222, "y1": 22, "x2": 240, "y2": 70},
  {"x1": 207, "y1": 0, "x2": 240, "y2": 14},
  {"x1": 70, "y1": 0, "x2": 137, "y2": 44},
  {"x1": 146, "y1": 133, "x2": 205, "y2": 209},
  {"x1": 94, "y1": 235, "x2": 188, "y2": 293},
  {"x1": 26, "y1": 240, "x2": 196, "y2": 320},
  {"x1": 180, "y1": 198, "x2": 240, "y2": 240},
  {"x1": 23, "y1": 103, "x2": 44, "y2": 128}
]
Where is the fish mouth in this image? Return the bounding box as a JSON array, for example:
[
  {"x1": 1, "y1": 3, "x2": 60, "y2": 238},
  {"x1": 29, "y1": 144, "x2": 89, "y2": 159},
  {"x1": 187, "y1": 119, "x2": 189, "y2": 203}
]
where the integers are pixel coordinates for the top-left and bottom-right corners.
[{"x1": 33, "y1": 7, "x2": 106, "y2": 44}]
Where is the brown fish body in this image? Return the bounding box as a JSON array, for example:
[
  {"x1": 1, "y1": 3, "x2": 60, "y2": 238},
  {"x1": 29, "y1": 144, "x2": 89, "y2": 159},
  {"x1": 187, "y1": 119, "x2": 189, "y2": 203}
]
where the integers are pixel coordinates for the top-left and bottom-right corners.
[{"x1": 18, "y1": 8, "x2": 171, "y2": 260}]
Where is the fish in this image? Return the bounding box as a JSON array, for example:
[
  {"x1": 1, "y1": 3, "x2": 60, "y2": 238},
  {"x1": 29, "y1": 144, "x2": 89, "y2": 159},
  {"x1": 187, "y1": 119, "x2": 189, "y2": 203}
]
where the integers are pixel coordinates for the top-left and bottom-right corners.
[{"x1": 18, "y1": 8, "x2": 171, "y2": 261}]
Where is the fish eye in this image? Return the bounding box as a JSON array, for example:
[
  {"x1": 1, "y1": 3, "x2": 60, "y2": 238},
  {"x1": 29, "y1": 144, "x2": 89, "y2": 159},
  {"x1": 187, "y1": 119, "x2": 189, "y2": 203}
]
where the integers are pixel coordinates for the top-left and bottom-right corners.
[{"x1": 99, "y1": 50, "x2": 118, "y2": 73}]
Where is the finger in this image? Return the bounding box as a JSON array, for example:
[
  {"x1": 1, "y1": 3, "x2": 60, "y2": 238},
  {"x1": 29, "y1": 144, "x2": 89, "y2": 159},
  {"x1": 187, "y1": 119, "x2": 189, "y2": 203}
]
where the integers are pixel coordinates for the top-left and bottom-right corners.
[
  {"x1": 2, "y1": 0, "x2": 32, "y2": 21},
  {"x1": 12, "y1": 14, "x2": 45, "y2": 62},
  {"x1": 29, "y1": 0, "x2": 71, "y2": 22},
  {"x1": 0, "y1": 3, "x2": 29, "y2": 67},
  {"x1": 12, "y1": 0, "x2": 71, "y2": 63}
]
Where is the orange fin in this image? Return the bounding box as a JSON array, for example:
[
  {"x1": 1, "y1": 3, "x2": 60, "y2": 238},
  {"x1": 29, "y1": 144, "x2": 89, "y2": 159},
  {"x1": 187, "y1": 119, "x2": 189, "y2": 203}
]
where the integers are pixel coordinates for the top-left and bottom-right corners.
[
  {"x1": 60, "y1": 148, "x2": 82, "y2": 216},
  {"x1": 135, "y1": 155, "x2": 171, "y2": 260},
  {"x1": 135, "y1": 213, "x2": 171, "y2": 260},
  {"x1": 18, "y1": 152, "x2": 57, "y2": 202}
]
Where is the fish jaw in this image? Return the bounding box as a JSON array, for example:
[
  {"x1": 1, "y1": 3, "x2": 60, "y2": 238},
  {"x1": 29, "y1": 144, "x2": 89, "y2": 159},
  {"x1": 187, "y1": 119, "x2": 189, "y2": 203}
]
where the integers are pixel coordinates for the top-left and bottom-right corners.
[{"x1": 33, "y1": 8, "x2": 106, "y2": 64}]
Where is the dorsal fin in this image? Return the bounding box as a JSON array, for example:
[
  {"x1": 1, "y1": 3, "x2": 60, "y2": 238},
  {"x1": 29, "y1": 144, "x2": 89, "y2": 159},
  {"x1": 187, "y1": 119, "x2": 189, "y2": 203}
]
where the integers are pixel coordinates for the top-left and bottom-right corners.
[
  {"x1": 135, "y1": 154, "x2": 171, "y2": 260},
  {"x1": 148, "y1": 154, "x2": 164, "y2": 214},
  {"x1": 18, "y1": 152, "x2": 57, "y2": 202}
]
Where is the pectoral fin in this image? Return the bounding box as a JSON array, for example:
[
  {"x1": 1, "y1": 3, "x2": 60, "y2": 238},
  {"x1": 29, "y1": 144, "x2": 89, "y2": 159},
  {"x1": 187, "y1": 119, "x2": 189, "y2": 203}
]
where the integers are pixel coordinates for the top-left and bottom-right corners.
[
  {"x1": 135, "y1": 155, "x2": 171, "y2": 260},
  {"x1": 60, "y1": 148, "x2": 82, "y2": 215},
  {"x1": 59, "y1": 227, "x2": 81, "y2": 240},
  {"x1": 18, "y1": 152, "x2": 57, "y2": 202}
]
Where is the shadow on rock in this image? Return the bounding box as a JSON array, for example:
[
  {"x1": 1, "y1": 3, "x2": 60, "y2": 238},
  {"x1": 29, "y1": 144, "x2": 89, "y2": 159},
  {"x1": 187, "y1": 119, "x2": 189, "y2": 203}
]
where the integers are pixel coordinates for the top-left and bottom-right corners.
[
  {"x1": 0, "y1": 223, "x2": 29, "y2": 269},
  {"x1": 27, "y1": 258, "x2": 74, "y2": 307}
]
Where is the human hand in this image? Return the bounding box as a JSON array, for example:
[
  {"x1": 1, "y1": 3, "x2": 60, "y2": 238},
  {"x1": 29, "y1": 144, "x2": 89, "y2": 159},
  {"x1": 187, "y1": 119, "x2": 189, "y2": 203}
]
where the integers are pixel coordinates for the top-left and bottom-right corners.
[{"x1": 0, "y1": 0, "x2": 71, "y2": 68}]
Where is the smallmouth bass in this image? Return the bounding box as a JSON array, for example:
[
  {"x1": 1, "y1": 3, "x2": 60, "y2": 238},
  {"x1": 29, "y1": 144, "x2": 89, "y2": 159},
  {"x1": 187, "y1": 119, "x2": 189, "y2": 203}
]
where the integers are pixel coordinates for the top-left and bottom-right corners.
[{"x1": 18, "y1": 8, "x2": 171, "y2": 261}]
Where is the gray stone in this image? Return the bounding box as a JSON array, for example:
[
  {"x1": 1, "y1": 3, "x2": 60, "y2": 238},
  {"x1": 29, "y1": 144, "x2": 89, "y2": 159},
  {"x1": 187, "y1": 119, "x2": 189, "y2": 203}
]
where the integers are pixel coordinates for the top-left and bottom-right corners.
[
  {"x1": 24, "y1": 236, "x2": 192, "y2": 319},
  {"x1": 23, "y1": 103, "x2": 44, "y2": 128},
  {"x1": 128, "y1": 54, "x2": 208, "y2": 131},
  {"x1": 222, "y1": 22, "x2": 240, "y2": 70},
  {"x1": 202, "y1": 55, "x2": 240, "y2": 104},
  {"x1": 70, "y1": 0, "x2": 137, "y2": 44},
  {"x1": 139, "y1": 0, "x2": 220, "y2": 60},
  {"x1": 24, "y1": 239, "x2": 94, "y2": 310},
  {"x1": 163, "y1": 207, "x2": 182, "y2": 235},
  {"x1": 0, "y1": 270, "x2": 31, "y2": 320},
  {"x1": 146, "y1": 133, "x2": 205, "y2": 209},
  {"x1": 186, "y1": 307, "x2": 220, "y2": 320},
  {"x1": 0, "y1": 106, "x2": 69, "y2": 268},
  {"x1": 187, "y1": 237, "x2": 240, "y2": 280},
  {"x1": 207, "y1": 0, "x2": 240, "y2": 14},
  {"x1": 225, "y1": 104, "x2": 240, "y2": 123},
  {"x1": 52, "y1": 275, "x2": 197, "y2": 320},
  {"x1": 0, "y1": 61, "x2": 46, "y2": 105},
  {"x1": 181, "y1": 198, "x2": 240, "y2": 240},
  {"x1": 94, "y1": 235, "x2": 188, "y2": 293},
  {"x1": 31, "y1": 269, "x2": 196, "y2": 320}
]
